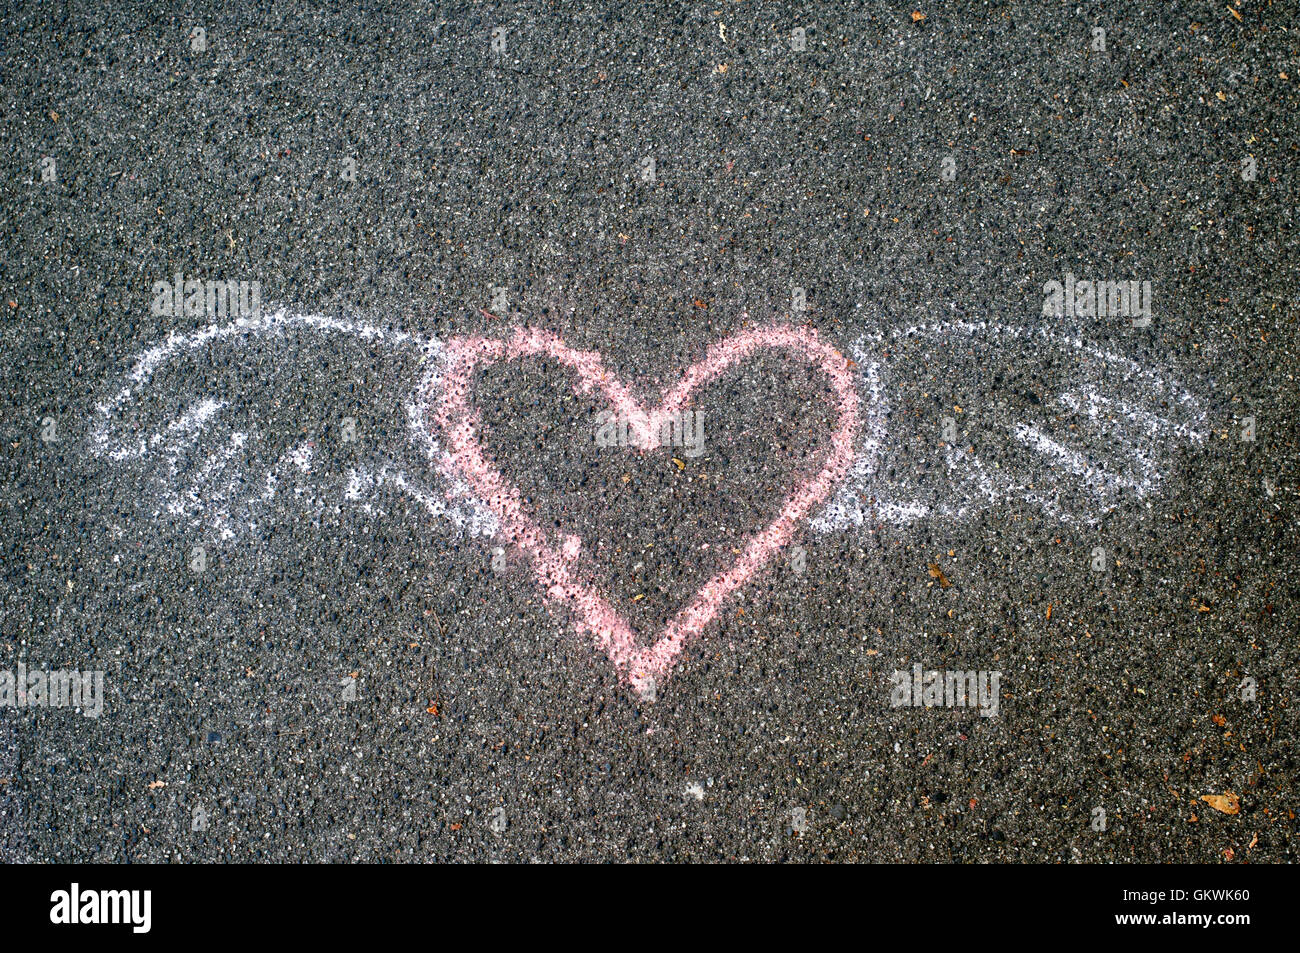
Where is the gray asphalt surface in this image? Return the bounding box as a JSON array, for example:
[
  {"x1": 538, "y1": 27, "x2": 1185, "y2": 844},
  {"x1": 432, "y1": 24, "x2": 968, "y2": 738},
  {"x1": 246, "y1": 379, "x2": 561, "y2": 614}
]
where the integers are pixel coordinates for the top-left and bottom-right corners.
[{"x1": 1, "y1": 2, "x2": 1297, "y2": 862}]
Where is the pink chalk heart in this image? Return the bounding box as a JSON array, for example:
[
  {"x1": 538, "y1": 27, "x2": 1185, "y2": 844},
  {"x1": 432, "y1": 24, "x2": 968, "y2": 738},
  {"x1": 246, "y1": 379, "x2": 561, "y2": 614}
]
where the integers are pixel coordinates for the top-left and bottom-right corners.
[{"x1": 432, "y1": 325, "x2": 860, "y2": 697}]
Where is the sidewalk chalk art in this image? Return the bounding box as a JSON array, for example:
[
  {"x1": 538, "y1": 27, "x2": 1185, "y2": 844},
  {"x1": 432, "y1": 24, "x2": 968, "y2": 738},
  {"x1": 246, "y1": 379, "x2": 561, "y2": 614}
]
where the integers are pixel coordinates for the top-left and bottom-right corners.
[
  {"x1": 90, "y1": 309, "x2": 1209, "y2": 694},
  {"x1": 814, "y1": 320, "x2": 1208, "y2": 531},
  {"x1": 89, "y1": 309, "x2": 496, "y2": 542},
  {"x1": 431, "y1": 326, "x2": 859, "y2": 693}
]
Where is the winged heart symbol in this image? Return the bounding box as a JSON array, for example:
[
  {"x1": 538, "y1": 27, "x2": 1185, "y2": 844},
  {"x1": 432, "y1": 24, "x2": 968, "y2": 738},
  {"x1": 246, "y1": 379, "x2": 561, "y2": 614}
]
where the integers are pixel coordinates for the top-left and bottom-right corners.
[
  {"x1": 89, "y1": 308, "x2": 1209, "y2": 702},
  {"x1": 429, "y1": 326, "x2": 861, "y2": 697}
]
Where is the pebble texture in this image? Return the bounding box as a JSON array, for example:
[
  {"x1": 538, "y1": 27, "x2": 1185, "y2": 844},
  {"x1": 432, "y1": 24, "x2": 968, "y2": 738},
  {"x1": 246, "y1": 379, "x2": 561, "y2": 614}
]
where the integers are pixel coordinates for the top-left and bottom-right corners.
[{"x1": 0, "y1": 2, "x2": 1296, "y2": 862}]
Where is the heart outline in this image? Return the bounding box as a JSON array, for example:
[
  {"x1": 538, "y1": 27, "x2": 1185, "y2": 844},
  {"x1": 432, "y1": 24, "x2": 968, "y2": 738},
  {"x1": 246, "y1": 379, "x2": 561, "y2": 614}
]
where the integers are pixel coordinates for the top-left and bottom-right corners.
[{"x1": 431, "y1": 325, "x2": 861, "y2": 696}]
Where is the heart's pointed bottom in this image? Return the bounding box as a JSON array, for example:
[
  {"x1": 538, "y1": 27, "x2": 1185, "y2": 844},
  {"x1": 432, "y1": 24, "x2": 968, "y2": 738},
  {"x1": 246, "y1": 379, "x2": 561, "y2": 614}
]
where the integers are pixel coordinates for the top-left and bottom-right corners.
[{"x1": 629, "y1": 672, "x2": 657, "y2": 703}]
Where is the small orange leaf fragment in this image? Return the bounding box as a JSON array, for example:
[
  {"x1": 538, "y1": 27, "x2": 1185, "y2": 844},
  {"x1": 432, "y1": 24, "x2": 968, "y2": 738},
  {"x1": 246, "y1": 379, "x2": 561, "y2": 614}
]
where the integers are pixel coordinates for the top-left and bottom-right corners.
[{"x1": 1200, "y1": 793, "x2": 1240, "y2": 815}]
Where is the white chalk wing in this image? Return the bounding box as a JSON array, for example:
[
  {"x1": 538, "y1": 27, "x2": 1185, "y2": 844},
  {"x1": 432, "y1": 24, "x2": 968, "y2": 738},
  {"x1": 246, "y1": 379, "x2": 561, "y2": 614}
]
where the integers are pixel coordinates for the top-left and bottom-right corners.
[
  {"x1": 89, "y1": 309, "x2": 496, "y2": 543},
  {"x1": 814, "y1": 319, "x2": 1209, "y2": 530}
]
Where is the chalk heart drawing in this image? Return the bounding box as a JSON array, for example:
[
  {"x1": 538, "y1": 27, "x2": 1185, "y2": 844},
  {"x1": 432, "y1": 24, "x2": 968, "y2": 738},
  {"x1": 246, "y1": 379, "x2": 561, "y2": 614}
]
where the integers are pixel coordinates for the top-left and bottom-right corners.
[
  {"x1": 90, "y1": 308, "x2": 1209, "y2": 702},
  {"x1": 431, "y1": 327, "x2": 861, "y2": 696}
]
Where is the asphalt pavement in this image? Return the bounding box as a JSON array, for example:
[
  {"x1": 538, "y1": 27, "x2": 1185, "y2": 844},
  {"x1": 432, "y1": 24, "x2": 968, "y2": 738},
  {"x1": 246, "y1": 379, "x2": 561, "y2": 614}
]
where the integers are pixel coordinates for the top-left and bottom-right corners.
[{"x1": 1, "y1": 1, "x2": 1296, "y2": 862}]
